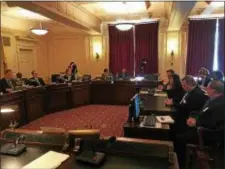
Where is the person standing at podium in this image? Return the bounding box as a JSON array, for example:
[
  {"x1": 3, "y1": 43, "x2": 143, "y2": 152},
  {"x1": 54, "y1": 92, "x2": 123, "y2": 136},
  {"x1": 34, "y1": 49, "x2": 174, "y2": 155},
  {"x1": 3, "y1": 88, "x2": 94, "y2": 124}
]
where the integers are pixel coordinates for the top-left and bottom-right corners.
[{"x1": 0, "y1": 69, "x2": 15, "y2": 93}]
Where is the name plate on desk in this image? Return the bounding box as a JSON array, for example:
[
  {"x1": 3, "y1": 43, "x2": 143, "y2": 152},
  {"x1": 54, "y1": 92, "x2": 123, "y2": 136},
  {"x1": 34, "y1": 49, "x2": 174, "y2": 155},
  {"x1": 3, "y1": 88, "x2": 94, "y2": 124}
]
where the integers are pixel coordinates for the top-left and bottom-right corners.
[{"x1": 22, "y1": 151, "x2": 69, "y2": 169}]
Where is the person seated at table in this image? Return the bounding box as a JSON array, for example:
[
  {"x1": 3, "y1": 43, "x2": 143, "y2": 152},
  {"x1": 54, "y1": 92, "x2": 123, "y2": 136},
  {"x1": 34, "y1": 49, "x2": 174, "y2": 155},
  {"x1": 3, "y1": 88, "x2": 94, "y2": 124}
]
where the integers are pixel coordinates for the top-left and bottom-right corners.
[
  {"x1": 101, "y1": 68, "x2": 113, "y2": 81},
  {"x1": 12, "y1": 72, "x2": 27, "y2": 90},
  {"x1": 209, "y1": 70, "x2": 224, "y2": 81},
  {"x1": 197, "y1": 67, "x2": 211, "y2": 87},
  {"x1": 0, "y1": 69, "x2": 15, "y2": 93},
  {"x1": 164, "y1": 73, "x2": 185, "y2": 103},
  {"x1": 28, "y1": 70, "x2": 45, "y2": 87},
  {"x1": 175, "y1": 80, "x2": 225, "y2": 168},
  {"x1": 165, "y1": 75, "x2": 208, "y2": 134},
  {"x1": 158, "y1": 69, "x2": 175, "y2": 90},
  {"x1": 118, "y1": 68, "x2": 129, "y2": 80}
]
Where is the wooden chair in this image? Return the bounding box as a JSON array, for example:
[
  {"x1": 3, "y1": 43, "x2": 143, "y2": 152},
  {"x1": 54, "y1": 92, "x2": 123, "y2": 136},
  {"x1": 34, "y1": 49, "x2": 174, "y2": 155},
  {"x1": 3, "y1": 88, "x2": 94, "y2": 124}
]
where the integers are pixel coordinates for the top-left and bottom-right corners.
[{"x1": 186, "y1": 127, "x2": 224, "y2": 169}]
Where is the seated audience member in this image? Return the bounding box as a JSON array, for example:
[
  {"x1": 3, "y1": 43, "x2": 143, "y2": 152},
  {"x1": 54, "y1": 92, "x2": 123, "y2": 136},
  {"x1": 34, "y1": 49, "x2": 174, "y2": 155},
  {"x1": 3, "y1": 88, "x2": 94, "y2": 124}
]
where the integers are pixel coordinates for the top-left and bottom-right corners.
[
  {"x1": 101, "y1": 68, "x2": 113, "y2": 81},
  {"x1": 0, "y1": 69, "x2": 15, "y2": 93},
  {"x1": 158, "y1": 69, "x2": 175, "y2": 90},
  {"x1": 118, "y1": 68, "x2": 129, "y2": 80},
  {"x1": 197, "y1": 67, "x2": 211, "y2": 87},
  {"x1": 175, "y1": 80, "x2": 225, "y2": 168},
  {"x1": 28, "y1": 70, "x2": 45, "y2": 87},
  {"x1": 210, "y1": 70, "x2": 224, "y2": 81},
  {"x1": 164, "y1": 74, "x2": 185, "y2": 103},
  {"x1": 13, "y1": 72, "x2": 27, "y2": 90},
  {"x1": 165, "y1": 75, "x2": 208, "y2": 133}
]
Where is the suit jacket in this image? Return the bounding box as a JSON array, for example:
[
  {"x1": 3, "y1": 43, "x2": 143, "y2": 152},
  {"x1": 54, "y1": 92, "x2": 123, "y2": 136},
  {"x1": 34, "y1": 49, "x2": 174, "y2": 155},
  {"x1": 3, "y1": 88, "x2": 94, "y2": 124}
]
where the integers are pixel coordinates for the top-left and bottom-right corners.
[
  {"x1": 196, "y1": 95, "x2": 225, "y2": 130},
  {"x1": 165, "y1": 87, "x2": 185, "y2": 103},
  {"x1": 28, "y1": 77, "x2": 45, "y2": 87},
  {"x1": 0, "y1": 78, "x2": 14, "y2": 93},
  {"x1": 118, "y1": 72, "x2": 129, "y2": 79},
  {"x1": 173, "y1": 86, "x2": 209, "y2": 120}
]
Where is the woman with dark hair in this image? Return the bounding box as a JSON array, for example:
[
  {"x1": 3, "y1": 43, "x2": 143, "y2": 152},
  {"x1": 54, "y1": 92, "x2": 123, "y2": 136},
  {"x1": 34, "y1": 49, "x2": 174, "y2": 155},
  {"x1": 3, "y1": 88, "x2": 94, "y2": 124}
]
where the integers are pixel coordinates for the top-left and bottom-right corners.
[
  {"x1": 198, "y1": 67, "x2": 211, "y2": 87},
  {"x1": 69, "y1": 62, "x2": 78, "y2": 80},
  {"x1": 165, "y1": 74, "x2": 185, "y2": 103}
]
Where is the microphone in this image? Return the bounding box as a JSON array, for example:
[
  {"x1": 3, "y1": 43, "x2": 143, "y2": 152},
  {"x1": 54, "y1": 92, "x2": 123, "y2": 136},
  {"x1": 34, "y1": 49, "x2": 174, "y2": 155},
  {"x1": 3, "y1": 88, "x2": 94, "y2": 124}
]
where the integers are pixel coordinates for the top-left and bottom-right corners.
[
  {"x1": 14, "y1": 135, "x2": 25, "y2": 147},
  {"x1": 105, "y1": 136, "x2": 116, "y2": 150}
]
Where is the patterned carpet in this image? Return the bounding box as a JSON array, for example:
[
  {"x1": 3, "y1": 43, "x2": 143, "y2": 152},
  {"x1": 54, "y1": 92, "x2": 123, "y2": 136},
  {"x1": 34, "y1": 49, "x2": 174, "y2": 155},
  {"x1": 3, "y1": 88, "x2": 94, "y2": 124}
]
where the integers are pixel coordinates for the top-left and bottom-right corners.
[{"x1": 21, "y1": 105, "x2": 128, "y2": 137}]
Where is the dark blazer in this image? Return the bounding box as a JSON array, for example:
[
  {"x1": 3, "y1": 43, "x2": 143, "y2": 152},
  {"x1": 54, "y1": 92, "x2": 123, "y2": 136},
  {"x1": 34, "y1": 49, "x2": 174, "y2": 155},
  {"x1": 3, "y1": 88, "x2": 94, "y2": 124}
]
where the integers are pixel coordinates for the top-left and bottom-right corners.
[
  {"x1": 196, "y1": 95, "x2": 225, "y2": 130},
  {"x1": 174, "y1": 86, "x2": 208, "y2": 115},
  {"x1": 165, "y1": 87, "x2": 185, "y2": 103},
  {"x1": 28, "y1": 77, "x2": 45, "y2": 87},
  {"x1": 172, "y1": 86, "x2": 209, "y2": 133},
  {"x1": 118, "y1": 72, "x2": 129, "y2": 80},
  {"x1": 0, "y1": 78, "x2": 14, "y2": 93}
]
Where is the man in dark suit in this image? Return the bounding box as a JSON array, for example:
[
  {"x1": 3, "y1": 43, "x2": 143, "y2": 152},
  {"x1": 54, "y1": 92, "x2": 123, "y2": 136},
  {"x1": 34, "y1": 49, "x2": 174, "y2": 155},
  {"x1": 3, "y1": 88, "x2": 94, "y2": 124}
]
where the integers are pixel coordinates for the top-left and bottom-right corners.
[
  {"x1": 176, "y1": 80, "x2": 225, "y2": 168},
  {"x1": 165, "y1": 75, "x2": 208, "y2": 131},
  {"x1": 118, "y1": 68, "x2": 129, "y2": 80},
  {"x1": 101, "y1": 68, "x2": 113, "y2": 81},
  {"x1": 28, "y1": 70, "x2": 45, "y2": 87},
  {"x1": 0, "y1": 69, "x2": 15, "y2": 93}
]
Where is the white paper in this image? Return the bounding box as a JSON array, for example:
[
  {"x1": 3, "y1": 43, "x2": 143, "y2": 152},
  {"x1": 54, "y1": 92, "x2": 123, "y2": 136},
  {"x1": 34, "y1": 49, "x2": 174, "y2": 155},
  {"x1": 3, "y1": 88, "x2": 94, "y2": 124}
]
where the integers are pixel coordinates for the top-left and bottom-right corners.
[
  {"x1": 154, "y1": 93, "x2": 167, "y2": 97},
  {"x1": 22, "y1": 151, "x2": 69, "y2": 169},
  {"x1": 156, "y1": 116, "x2": 174, "y2": 124}
]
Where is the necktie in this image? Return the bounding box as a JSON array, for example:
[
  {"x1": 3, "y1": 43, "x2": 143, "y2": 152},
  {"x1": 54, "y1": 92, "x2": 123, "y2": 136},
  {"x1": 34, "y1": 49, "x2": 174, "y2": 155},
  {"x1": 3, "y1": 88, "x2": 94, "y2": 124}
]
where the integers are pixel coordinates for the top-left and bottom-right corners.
[
  {"x1": 7, "y1": 80, "x2": 14, "y2": 89},
  {"x1": 180, "y1": 92, "x2": 189, "y2": 104},
  {"x1": 36, "y1": 78, "x2": 41, "y2": 86}
]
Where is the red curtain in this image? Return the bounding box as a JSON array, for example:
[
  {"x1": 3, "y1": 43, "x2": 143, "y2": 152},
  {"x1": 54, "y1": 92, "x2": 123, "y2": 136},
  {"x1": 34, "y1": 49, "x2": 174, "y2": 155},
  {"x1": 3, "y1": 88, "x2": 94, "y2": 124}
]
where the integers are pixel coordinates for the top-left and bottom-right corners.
[
  {"x1": 135, "y1": 22, "x2": 159, "y2": 74},
  {"x1": 108, "y1": 25, "x2": 134, "y2": 75},
  {"x1": 218, "y1": 19, "x2": 224, "y2": 73},
  {"x1": 186, "y1": 19, "x2": 217, "y2": 75}
]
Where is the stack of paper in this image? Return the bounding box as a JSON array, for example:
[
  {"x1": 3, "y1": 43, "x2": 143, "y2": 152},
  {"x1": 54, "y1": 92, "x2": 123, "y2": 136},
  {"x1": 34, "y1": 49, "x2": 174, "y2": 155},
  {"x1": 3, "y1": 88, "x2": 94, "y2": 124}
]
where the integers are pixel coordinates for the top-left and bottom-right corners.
[{"x1": 22, "y1": 151, "x2": 69, "y2": 169}]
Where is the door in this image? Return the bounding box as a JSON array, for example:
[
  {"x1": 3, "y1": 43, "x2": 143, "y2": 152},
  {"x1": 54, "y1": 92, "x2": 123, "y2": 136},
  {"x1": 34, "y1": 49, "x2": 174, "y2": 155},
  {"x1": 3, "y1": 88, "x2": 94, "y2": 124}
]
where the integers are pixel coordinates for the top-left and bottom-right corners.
[{"x1": 18, "y1": 48, "x2": 34, "y2": 78}]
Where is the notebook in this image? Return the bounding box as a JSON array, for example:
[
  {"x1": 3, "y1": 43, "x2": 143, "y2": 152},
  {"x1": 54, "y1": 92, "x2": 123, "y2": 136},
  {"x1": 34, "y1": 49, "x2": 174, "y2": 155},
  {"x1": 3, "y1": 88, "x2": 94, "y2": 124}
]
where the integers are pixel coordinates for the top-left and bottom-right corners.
[
  {"x1": 154, "y1": 93, "x2": 167, "y2": 97},
  {"x1": 22, "y1": 151, "x2": 69, "y2": 169},
  {"x1": 156, "y1": 116, "x2": 174, "y2": 124}
]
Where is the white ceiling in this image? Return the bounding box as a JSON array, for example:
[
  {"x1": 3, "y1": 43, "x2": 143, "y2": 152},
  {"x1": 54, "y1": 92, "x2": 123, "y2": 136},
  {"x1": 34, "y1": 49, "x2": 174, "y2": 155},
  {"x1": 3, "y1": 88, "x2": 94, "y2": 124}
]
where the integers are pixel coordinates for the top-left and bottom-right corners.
[{"x1": 1, "y1": 1, "x2": 224, "y2": 34}]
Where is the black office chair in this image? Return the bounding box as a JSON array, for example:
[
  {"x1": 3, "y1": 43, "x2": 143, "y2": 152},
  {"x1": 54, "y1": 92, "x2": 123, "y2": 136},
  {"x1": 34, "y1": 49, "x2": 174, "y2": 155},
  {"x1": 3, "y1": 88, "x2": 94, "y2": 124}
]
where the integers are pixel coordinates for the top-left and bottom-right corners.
[
  {"x1": 186, "y1": 127, "x2": 224, "y2": 169},
  {"x1": 51, "y1": 74, "x2": 60, "y2": 83}
]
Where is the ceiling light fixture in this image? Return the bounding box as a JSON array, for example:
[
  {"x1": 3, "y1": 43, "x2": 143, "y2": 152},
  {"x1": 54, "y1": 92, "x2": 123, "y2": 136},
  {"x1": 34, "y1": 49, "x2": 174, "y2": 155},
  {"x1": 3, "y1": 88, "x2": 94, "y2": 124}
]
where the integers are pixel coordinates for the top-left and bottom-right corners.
[
  {"x1": 115, "y1": 23, "x2": 134, "y2": 31},
  {"x1": 115, "y1": 2, "x2": 134, "y2": 31},
  {"x1": 31, "y1": 22, "x2": 48, "y2": 36}
]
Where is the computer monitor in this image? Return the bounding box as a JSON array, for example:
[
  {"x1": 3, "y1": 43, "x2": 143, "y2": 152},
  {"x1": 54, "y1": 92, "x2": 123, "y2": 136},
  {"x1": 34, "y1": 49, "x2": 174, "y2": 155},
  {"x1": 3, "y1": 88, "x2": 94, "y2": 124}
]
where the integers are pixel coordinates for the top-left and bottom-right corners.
[{"x1": 127, "y1": 94, "x2": 140, "y2": 123}]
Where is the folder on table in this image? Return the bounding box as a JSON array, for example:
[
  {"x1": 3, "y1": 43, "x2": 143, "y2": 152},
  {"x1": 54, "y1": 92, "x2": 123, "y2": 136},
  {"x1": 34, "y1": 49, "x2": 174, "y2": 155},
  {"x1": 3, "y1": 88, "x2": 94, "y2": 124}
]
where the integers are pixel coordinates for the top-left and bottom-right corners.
[{"x1": 22, "y1": 151, "x2": 69, "y2": 169}]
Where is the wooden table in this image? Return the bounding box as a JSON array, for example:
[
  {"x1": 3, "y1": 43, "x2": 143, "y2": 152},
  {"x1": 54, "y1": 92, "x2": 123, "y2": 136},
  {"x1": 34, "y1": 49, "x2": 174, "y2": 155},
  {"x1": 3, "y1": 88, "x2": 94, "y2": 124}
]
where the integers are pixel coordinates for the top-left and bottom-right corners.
[
  {"x1": 24, "y1": 87, "x2": 45, "y2": 123},
  {"x1": 123, "y1": 117, "x2": 170, "y2": 141},
  {"x1": 0, "y1": 80, "x2": 163, "y2": 130},
  {"x1": 0, "y1": 91, "x2": 26, "y2": 130},
  {"x1": 1, "y1": 129, "x2": 178, "y2": 169}
]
